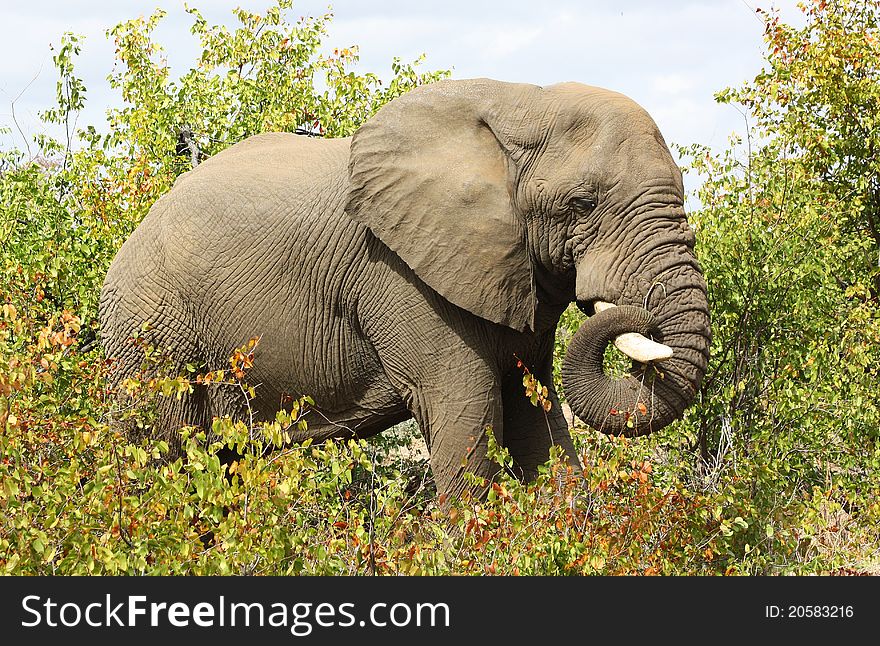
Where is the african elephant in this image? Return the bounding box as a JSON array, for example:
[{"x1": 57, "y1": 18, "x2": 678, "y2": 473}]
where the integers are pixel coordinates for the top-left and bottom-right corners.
[{"x1": 99, "y1": 78, "x2": 711, "y2": 498}]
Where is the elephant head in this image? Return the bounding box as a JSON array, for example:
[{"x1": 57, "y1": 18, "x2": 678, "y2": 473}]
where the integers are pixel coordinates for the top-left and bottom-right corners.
[{"x1": 346, "y1": 78, "x2": 710, "y2": 437}]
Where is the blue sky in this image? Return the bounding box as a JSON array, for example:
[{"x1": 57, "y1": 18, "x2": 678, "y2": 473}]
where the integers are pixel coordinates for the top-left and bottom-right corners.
[{"x1": 1, "y1": 0, "x2": 804, "y2": 190}]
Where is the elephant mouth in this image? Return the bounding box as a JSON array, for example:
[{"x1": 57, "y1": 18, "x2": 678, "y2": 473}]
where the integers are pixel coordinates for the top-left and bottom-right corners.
[
  {"x1": 562, "y1": 286, "x2": 710, "y2": 437},
  {"x1": 589, "y1": 301, "x2": 674, "y2": 363}
]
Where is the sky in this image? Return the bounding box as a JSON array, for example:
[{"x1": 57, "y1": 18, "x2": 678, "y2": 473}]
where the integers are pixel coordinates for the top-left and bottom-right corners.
[{"x1": 0, "y1": 0, "x2": 805, "y2": 191}]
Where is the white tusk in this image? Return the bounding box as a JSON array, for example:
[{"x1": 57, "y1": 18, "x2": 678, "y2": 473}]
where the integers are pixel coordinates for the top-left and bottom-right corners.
[{"x1": 593, "y1": 301, "x2": 674, "y2": 363}]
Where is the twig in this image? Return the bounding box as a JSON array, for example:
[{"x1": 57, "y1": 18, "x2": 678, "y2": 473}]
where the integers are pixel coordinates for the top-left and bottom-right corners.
[
  {"x1": 109, "y1": 431, "x2": 135, "y2": 550},
  {"x1": 368, "y1": 447, "x2": 377, "y2": 575},
  {"x1": 7, "y1": 64, "x2": 43, "y2": 158}
]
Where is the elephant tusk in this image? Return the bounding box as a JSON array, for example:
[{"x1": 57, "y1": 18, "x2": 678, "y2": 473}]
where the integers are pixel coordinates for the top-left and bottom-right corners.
[{"x1": 593, "y1": 301, "x2": 674, "y2": 363}]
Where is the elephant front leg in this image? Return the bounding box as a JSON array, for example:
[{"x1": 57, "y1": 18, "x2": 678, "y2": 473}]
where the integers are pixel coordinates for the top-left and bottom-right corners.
[
  {"x1": 501, "y1": 359, "x2": 581, "y2": 482},
  {"x1": 409, "y1": 379, "x2": 505, "y2": 501},
  {"x1": 360, "y1": 257, "x2": 508, "y2": 501}
]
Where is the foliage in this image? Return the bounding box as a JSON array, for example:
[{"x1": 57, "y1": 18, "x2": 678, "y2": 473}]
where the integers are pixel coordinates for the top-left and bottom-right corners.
[
  {"x1": 670, "y1": 0, "x2": 880, "y2": 572},
  {"x1": 718, "y1": 0, "x2": 880, "y2": 295},
  {"x1": 3, "y1": 0, "x2": 879, "y2": 576},
  {"x1": 0, "y1": 338, "x2": 863, "y2": 575}
]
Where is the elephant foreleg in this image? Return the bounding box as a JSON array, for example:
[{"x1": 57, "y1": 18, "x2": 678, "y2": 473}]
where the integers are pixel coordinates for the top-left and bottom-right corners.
[
  {"x1": 406, "y1": 377, "x2": 505, "y2": 501},
  {"x1": 501, "y1": 360, "x2": 581, "y2": 481}
]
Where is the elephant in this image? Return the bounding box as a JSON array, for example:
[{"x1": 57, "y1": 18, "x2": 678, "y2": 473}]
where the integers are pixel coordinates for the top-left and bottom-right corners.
[{"x1": 99, "y1": 78, "x2": 711, "y2": 499}]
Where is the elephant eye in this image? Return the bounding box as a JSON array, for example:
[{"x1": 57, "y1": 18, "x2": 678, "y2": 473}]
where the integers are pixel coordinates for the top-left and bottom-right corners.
[{"x1": 569, "y1": 197, "x2": 597, "y2": 213}]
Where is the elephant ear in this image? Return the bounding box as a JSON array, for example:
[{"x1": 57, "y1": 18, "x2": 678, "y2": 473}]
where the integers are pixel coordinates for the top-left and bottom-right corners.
[{"x1": 346, "y1": 78, "x2": 539, "y2": 332}]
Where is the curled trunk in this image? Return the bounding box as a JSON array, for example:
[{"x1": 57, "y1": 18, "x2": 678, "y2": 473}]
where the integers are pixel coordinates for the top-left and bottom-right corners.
[{"x1": 562, "y1": 287, "x2": 710, "y2": 436}]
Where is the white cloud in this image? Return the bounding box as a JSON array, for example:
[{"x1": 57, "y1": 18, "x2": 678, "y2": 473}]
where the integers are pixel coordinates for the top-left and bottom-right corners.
[
  {"x1": 466, "y1": 25, "x2": 544, "y2": 60},
  {"x1": 1, "y1": 0, "x2": 808, "y2": 157},
  {"x1": 652, "y1": 73, "x2": 695, "y2": 95}
]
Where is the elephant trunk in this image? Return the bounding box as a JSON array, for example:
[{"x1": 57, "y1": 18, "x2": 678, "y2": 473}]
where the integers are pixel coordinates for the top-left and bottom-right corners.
[{"x1": 561, "y1": 269, "x2": 710, "y2": 436}]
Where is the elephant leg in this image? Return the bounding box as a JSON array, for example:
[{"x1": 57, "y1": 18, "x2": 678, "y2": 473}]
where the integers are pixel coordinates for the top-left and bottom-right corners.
[
  {"x1": 410, "y1": 378, "x2": 505, "y2": 501},
  {"x1": 365, "y1": 318, "x2": 504, "y2": 498},
  {"x1": 501, "y1": 351, "x2": 581, "y2": 481},
  {"x1": 371, "y1": 359, "x2": 507, "y2": 500},
  {"x1": 156, "y1": 385, "x2": 210, "y2": 444},
  {"x1": 361, "y1": 252, "x2": 513, "y2": 500},
  {"x1": 103, "y1": 282, "x2": 217, "y2": 452}
]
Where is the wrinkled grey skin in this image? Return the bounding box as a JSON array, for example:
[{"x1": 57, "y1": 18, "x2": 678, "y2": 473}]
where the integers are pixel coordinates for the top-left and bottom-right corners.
[{"x1": 100, "y1": 79, "x2": 711, "y2": 498}]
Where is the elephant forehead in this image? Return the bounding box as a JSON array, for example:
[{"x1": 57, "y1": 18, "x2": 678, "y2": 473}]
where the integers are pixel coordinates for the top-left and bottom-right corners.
[
  {"x1": 540, "y1": 95, "x2": 680, "y2": 189},
  {"x1": 545, "y1": 84, "x2": 657, "y2": 131},
  {"x1": 531, "y1": 127, "x2": 675, "y2": 192}
]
